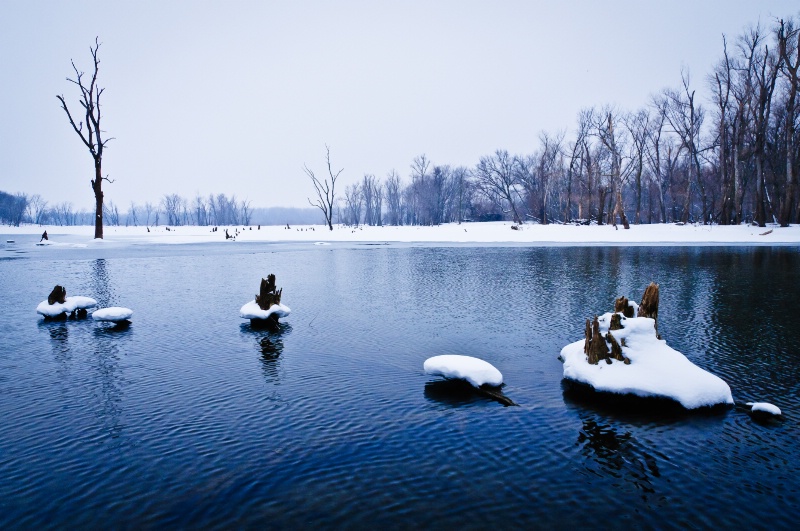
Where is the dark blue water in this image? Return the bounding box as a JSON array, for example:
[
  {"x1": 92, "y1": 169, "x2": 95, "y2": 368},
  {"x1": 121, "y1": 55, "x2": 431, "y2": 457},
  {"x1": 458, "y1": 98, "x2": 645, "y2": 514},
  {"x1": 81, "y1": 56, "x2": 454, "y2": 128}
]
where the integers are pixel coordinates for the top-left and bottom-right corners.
[{"x1": 1, "y1": 239, "x2": 799, "y2": 529}]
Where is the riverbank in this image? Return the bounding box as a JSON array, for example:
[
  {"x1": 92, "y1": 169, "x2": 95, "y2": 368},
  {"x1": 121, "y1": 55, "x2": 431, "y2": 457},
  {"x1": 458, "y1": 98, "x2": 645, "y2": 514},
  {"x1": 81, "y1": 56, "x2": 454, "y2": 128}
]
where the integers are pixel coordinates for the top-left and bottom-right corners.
[{"x1": 4, "y1": 221, "x2": 800, "y2": 246}]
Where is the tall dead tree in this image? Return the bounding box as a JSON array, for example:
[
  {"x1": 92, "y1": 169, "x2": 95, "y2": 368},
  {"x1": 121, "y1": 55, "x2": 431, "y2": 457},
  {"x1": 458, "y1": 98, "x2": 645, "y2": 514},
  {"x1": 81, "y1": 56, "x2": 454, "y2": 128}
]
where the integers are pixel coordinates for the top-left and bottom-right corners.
[
  {"x1": 710, "y1": 36, "x2": 735, "y2": 224},
  {"x1": 778, "y1": 18, "x2": 800, "y2": 226},
  {"x1": 305, "y1": 145, "x2": 342, "y2": 230},
  {"x1": 596, "y1": 110, "x2": 630, "y2": 229},
  {"x1": 56, "y1": 37, "x2": 112, "y2": 240},
  {"x1": 664, "y1": 71, "x2": 708, "y2": 224},
  {"x1": 474, "y1": 150, "x2": 523, "y2": 224}
]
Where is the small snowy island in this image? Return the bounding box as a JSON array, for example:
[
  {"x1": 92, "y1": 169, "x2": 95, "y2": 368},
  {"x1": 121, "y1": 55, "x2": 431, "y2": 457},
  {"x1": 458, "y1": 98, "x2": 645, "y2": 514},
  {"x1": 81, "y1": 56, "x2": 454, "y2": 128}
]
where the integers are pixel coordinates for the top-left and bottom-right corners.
[
  {"x1": 36, "y1": 285, "x2": 97, "y2": 320},
  {"x1": 560, "y1": 283, "x2": 733, "y2": 410},
  {"x1": 240, "y1": 274, "x2": 291, "y2": 328},
  {"x1": 92, "y1": 307, "x2": 133, "y2": 323},
  {"x1": 424, "y1": 354, "x2": 515, "y2": 406}
]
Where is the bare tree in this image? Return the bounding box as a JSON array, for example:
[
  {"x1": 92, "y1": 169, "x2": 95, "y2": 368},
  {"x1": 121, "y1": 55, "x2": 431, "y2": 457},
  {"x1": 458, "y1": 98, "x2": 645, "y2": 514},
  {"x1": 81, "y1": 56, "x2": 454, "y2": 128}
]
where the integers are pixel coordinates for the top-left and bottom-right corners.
[
  {"x1": 596, "y1": 109, "x2": 631, "y2": 228},
  {"x1": 663, "y1": 71, "x2": 708, "y2": 223},
  {"x1": 162, "y1": 194, "x2": 182, "y2": 225},
  {"x1": 453, "y1": 166, "x2": 469, "y2": 224},
  {"x1": 344, "y1": 183, "x2": 363, "y2": 226},
  {"x1": 103, "y1": 199, "x2": 120, "y2": 226},
  {"x1": 778, "y1": 17, "x2": 800, "y2": 226},
  {"x1": 739, "y1": 25, "x2": 781, "y2": 226},
  {"x1": 709, "y1": 35, "x2": 735, "y2": 224},
  {"x1": 384, "y1": 170, "x2": 403, "y2": 225},
  {"x1": 127, "y1": 201, "x2": 139, "y2": 226},
  {"x1": 240, "y1": 199, "x2": 253, "y2": 225},
  {"x1": 474, "y1": 150, "x2": 523, "y2": 224},
  {"x1": 305, "y1": 145, "x2": 342, "y2": 230},
  {"x1": 144, "y1": 202, "x2": 154, "y2": 226},
  {"x1": 26, "y1": 194, "x2": 49, "y2": 225},
  {"x1": 56, "y1": 38, "x2": 113, "y2": 239},
  {"x1": 624, "y1": 109, "x2": 650, "y2": 224}
]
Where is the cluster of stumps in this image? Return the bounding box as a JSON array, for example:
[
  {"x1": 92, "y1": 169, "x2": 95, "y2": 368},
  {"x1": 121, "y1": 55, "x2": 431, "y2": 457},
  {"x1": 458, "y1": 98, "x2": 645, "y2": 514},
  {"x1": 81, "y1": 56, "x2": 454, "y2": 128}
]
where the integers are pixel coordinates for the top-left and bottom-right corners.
[{"x1": 584, "y1": 282, "x2": 659, "y2": 365}]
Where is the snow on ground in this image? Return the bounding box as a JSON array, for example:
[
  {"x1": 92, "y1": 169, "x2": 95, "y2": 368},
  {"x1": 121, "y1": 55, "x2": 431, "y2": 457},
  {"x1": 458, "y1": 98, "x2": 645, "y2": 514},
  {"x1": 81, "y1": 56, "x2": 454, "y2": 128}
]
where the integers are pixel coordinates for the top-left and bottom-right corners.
[
  {"x1": 92, "y1": 307, "x2": 133, "y2": 322},
  {"x1": 560, "y1": 313, "x2": 734, "y2": 409},
  {"x1": 36, "y1": 296, "x2": 97, "y2": 317},
  {"x1": 4, "y1": 221, "x2": 800, "y2": 246},
  {"x1": 240, "y1": 301, "x2": 291, "y2": 320},
  {"x1": 424, "y1": 355, "x2": 503, "y2": 387}
]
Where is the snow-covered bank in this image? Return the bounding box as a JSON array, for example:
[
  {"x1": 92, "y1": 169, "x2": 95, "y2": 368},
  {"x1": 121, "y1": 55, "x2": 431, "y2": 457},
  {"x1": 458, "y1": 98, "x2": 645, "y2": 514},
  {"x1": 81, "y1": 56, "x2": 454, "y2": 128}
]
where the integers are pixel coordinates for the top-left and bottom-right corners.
[{"x1": 4, "y1": 221, "x2": 800, "y2": 246}]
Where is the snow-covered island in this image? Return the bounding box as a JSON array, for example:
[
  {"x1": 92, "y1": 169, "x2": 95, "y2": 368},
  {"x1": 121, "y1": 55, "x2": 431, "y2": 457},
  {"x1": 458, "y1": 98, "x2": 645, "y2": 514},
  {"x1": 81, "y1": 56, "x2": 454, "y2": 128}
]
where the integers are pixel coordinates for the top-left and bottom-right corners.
[
  {"x1": 240, "y1": 274, "x2": 290, "y2": 328},
  {"x1": 560, "y1": 284, "x2": 733, "y2": 410},
  {"x1": 424, "y1": 355, "x2": 504, "y2": 387},
  {"x1": 36, "y1": 285, "x2": 97, "y2": 320},
  {"x1": 92, "y1": 307, "x2": 133, "y2": 323},
  {"x1": 424, "y1": 354, "x2": 515, "y2": 406},
  {"x1": 746, "y1": 402, "x2": 782, "y2": 417}
]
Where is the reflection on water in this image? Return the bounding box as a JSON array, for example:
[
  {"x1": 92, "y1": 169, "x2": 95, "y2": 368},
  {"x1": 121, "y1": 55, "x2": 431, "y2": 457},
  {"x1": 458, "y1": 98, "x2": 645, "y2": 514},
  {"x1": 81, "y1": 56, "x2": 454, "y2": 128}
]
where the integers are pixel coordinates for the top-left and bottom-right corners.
[
  {"x1": 91, "y1": 258, "x2": 114, "y2": 308},
  {"x1": 423, "y1": 379, "x2": 483, "y2": 407},
  {"x1": 241, "y1": 321, "x2": 292, "y2": 383},
  {"x1": 91, "y1": 320, "x2": 132, "y2": 443},
  {"x1": 577, "y1": 418, "x2": 660, "y2": 500},
  {"x1": 40, "y1": 321, "x2": 72, "y2": 375}
]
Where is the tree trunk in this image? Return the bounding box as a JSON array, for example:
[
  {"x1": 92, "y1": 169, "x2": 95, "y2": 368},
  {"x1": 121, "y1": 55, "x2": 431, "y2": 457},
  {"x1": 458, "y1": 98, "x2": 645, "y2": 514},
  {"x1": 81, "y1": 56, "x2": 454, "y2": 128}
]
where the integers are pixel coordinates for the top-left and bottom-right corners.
[
  {"x1": 48, "y1": 285, "x2": 67, "y2": 305},
  {"x1": 584, "y1": 316, "x2": 608, "y2": 365},
  {"x1": 780, "y1": 84, "x2": 797, "y2": 227},
  {"x1": 93, "y1": 159, "x2": 104, "y2": 239},
  {"x1": 256, "y1": 274, "x2": 282, "y2": 310},
  {"x1": 755, "y1": 156, "x2": 767, "y2": 227},
  {"x1": 638, "y1": 282, "x2": 660, "y2": 339}
]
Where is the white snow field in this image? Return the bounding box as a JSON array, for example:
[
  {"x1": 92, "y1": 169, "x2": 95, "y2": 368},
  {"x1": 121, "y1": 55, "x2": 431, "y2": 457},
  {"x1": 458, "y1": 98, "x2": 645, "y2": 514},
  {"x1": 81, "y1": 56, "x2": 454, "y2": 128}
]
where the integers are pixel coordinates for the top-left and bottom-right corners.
[
  {"x1": 560, "y1": 313, "x2": 734, "y2": 409},
  {"x1": 5, "y1": 221, "x2": 800, "y2": 246},
  {"x1": 424, "y1": 355, "x2": 503, "y2": 387}
]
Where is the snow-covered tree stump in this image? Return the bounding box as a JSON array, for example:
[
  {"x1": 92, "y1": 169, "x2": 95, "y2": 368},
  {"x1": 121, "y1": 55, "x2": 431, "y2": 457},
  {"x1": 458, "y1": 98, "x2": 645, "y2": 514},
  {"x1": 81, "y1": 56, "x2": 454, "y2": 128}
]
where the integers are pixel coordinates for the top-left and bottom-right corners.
[
  {"x1": 37, "y1": 285, "x2": 97, "y2": 320},
  {"x1": 48, "y1": 285, "x2": 66, "y2": 305},
  {"x1": 240, "y1": 274, "x2": 290, "y2": 329},
  {"x1": 637, "y1": 282, "x2": 660, "y2": 338},
  {"x1": 256, "y1": 274, "x2": 282, "y2": 311}
]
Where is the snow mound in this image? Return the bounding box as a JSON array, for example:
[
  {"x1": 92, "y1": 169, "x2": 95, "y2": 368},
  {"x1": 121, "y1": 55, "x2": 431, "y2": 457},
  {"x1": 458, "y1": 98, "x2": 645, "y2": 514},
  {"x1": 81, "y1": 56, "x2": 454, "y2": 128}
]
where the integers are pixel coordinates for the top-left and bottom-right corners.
[
  {"x1": 36, "y1": 296, "x2": 98, "y2": 317},
  {"x1": 92, "y1": 307, "x2": 133, "y2": 322},
  {"x1": 240, "y1": 301, "x2": 291, "y2": 320},
  {"x1": 746, "y1": 402, "x2": 781, "y2": 416},
  {"x1": 561, "y1": 313, "x2": 733, "y2": 409},
  {"x1": 424, "y1": 355, "x2": 503, "y2": 387}
]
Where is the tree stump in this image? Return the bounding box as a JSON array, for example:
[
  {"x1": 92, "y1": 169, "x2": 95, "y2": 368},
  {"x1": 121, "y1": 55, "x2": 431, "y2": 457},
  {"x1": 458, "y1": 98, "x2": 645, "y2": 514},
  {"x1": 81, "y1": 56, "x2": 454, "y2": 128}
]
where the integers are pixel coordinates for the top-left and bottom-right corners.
[
  {"x1": 606, "y1": 331, "x2": 630, "y2": 364},
  {"x1": 638, "y1": 282, "x2": 660, "y2": 339},
  {"x1": 48, "y1": 285, "x2": 67, "y2": 305},
  {"x1": 609, "y1": 313, "x2": 623, "y2": 331},
  {"x1": 584, "y1": 316, "x2": 609, "y2": 365},
  {"x1": 255, "y1": 274, "x2": 283, "y2": 310},
  {"x1": 614, "y1": 296, "x2": 634, "y2": 317}
]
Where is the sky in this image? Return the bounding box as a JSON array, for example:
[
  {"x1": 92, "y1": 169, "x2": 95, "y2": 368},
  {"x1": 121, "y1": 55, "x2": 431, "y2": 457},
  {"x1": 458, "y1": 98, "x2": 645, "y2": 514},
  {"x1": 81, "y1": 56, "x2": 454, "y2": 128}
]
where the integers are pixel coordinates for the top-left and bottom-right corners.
[{"x1": 1, "y1": 0, "x2": 797, "y2": 211}]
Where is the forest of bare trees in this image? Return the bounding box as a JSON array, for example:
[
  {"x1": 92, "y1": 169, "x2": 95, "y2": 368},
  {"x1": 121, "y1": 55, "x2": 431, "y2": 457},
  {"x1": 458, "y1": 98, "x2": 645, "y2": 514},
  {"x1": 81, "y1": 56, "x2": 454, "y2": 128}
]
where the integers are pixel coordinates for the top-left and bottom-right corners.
[
  {"x1": 323, "y1": 17, "x2": 800, "y2": 229},
  {"x1": 4, "y1": 17, "x2": 799, "y2": 230}
]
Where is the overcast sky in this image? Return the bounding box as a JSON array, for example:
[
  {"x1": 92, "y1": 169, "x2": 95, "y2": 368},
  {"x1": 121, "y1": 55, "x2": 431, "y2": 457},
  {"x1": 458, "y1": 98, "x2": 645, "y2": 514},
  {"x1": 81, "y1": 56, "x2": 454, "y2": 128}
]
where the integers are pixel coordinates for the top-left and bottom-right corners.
[{"x1": 1, "y1": 0, "x2": 796, "y2": 211}]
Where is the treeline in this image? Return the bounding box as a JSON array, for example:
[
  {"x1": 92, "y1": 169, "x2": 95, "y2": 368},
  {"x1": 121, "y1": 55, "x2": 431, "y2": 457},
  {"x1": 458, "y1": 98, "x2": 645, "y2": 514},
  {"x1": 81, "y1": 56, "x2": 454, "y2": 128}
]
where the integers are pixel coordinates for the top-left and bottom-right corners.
[
  {"x1": 335, "y1": 17, "x2": 800, "y2": 228},
  {"x1": 0, "y1": 190, "x2": 325, "y2": 227}
]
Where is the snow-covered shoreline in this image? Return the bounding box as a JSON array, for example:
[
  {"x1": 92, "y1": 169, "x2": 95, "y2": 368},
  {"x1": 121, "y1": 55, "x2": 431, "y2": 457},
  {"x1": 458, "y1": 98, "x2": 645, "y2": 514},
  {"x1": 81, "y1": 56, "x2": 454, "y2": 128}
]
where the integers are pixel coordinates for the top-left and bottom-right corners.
[{"x1": 4, "y1": 221, "x2": 800, "y2": 246}]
